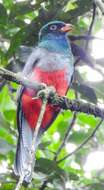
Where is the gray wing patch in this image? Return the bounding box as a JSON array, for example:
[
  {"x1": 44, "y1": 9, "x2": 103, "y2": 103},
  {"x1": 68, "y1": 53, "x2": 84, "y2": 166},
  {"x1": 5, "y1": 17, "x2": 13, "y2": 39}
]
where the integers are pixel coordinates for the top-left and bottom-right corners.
[
  {"x1": 17, "y1": 46, "x2": 35, "y2": 63},
  {"x1": 22, "y1": 47, "x2": 41, "y2": 76}
]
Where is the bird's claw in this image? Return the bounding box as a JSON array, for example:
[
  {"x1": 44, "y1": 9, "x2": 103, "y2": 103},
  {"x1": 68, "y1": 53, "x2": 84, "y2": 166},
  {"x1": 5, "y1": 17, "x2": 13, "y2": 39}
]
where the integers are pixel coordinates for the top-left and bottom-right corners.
[
  {"x1": 37, "y1": 86, "x2": 56, "y2": 100},
  {"x1": 32, "y1": 86, "x2": 57, "y2": 101},
  {"x1": 41, "y1": 82, "x2": 47, "y2": 89}
]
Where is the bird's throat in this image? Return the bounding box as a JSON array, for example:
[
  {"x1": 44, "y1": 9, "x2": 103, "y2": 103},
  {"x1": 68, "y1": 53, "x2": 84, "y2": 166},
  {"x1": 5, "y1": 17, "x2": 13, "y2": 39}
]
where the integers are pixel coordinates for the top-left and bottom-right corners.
[{"x1": 38, "y1": 34, "x2": 70, "y2": 54}]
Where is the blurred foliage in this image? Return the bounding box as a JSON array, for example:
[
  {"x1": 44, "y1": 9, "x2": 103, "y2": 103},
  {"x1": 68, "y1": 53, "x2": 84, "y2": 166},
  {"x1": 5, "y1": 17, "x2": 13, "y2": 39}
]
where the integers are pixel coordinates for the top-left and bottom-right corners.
[{"x1": 0, "y1": 0, "x2": 104, "y2": 190}]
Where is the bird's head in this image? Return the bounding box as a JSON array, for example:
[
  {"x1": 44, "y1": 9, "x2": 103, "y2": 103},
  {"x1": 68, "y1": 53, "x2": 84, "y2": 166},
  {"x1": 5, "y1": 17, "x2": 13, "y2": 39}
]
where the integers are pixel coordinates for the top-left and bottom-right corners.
[{"x1": 39, "y1": 20, "x2": 73, "y2": 41}]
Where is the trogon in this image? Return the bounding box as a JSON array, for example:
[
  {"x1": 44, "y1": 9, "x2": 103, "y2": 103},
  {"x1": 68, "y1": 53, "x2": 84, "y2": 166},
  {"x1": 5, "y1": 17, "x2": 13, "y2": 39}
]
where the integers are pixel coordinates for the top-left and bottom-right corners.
[{"x1": 14, "y1": 21, "x2": 74, "y2": 183}]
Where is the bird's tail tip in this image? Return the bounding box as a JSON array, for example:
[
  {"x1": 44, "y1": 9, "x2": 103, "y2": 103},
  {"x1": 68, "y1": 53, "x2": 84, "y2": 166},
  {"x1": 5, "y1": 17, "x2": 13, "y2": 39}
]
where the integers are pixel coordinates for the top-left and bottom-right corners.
[{"x1": 13, "y1": 167, "x2": 32, "y2": 186}]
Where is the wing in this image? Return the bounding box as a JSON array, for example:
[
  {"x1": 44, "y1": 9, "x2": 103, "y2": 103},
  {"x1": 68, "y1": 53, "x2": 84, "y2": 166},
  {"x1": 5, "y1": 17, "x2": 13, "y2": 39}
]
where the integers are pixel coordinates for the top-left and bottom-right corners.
[
  {"x1": 16, "y1": 47, "x2": 41, "y2": 101},
  {"x1": 17, "y1": 45, "x2": 35, "y2": 63}
]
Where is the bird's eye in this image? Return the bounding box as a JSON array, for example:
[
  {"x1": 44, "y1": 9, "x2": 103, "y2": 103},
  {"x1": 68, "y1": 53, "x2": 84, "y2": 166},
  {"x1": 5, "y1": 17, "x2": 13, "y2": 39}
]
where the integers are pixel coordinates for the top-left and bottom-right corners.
[{"x1": 50, "y1": 25, "x2": 57, "y2": 31}]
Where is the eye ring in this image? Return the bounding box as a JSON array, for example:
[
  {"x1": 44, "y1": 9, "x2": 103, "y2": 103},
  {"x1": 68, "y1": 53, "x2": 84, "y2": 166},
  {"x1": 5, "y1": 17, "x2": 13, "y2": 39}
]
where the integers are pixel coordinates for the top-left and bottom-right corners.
[{"x1": 50, "y1": 25, "x2": 57, "y2": 31}]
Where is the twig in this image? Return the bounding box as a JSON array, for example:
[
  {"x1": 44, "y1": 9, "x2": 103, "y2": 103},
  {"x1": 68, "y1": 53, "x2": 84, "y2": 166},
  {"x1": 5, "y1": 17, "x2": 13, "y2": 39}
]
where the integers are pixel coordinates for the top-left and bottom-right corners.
[
  {"x1": 85, "y1": 2, "x2": 96, "y2": 49},
  {"x1": 39, "y1": 180, "x2": 48, "y2": 190},
  {"x1": 15, "y1": 176, "x2": 24, "y2": 190},
  {"x1": 40, "y1": 94, "x2": 78, "y2": 190},
  {"x1": 14, "y1": 87, "x2": 53, "y2": 190},
  {"x1": 57, "y1": 118, "x2": 103, "y2": 163},
  {"x1": 54, "y1": 112, "x2": 77, "y2": 161},
  {"x1": 40, "y1": 95, "x2": 78, "y2": 189},
  {"x1": 54, "y1": 89, "x2": 78, "y2": 160},
  {"x1": 39, "y1": 113, "x2": 77, "y2": 190},
  {"x1": 39, "y1": 118, "x2": 103, "y2": 190},
  {"x1": 26, "y1": 88, "x2": 50, "y2": 179}
]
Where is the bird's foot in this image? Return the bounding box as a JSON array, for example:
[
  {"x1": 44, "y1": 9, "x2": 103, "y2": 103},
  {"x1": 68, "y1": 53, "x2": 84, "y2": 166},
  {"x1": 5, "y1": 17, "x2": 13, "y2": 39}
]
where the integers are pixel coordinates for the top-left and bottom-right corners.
[{"x1": 37, "y1": 86, "x2": 56, "y2": 101}]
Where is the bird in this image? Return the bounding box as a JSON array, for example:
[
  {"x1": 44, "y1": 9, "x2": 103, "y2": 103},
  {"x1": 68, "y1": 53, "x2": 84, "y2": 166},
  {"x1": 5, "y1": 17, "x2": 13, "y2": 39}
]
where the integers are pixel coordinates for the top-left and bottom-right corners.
[{"x1": 14, "y1": 20, "x2": 74, "y2": 184}]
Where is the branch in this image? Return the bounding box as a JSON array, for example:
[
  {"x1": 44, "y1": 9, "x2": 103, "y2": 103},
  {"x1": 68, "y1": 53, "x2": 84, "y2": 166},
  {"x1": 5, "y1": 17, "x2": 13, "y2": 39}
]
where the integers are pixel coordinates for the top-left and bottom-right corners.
[
  {"x1": 54, "y1": 112, "x2": 77, "y2": 161},
  {"x1": 41, "y1": 109, "x2": 100, "y2": 187},
  {"x1": 39, "y1": 113, "x2": 77, "y2": 190},
  {"x1": 0, "y1": 67, "x2": 45, "y2": 91},
  {"x1": 51, "y1": 97, "x2": 104, "y2": 118},
  {"x1": 0, "y1": 68, "x2": 104, "y2": 119},
  {"x1": 39, "y1": 118, "x2": 103, "y2": 190},
  {"x1": 26, "y1": 87, "x2": 53, "y2": 176},
  {"x1": 54, "y1": 90, "x2": 78, "y2": 160}
]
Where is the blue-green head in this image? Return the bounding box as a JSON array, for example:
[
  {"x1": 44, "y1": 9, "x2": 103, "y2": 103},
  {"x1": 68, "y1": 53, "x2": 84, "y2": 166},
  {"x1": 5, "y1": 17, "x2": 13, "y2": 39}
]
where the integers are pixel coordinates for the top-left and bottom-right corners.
[{"x1": 38, "y1": 21, "x2": 73, "y2": 54}]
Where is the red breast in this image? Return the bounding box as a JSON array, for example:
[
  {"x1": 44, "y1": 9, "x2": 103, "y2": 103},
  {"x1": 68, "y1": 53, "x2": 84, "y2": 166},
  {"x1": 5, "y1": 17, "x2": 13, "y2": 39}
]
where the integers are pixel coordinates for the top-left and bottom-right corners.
[{"x1": 22, "y1": 67, "x2": 69, "y2": 129}]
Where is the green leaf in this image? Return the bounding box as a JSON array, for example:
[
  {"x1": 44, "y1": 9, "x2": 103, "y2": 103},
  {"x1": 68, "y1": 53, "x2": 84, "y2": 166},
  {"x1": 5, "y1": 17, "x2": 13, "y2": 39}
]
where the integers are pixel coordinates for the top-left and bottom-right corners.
[
  {"x1": 0, "y1": 3, "x2": 7, "y2": 24},
  {"x1": 0, "y1": 86, "x2": 16, "y2": 111},
  {"x1": 69, "y1": 131, "x2": 90, "y2": 144},
  {"x1": 0, "y1": 113, "x2": 9, "y2": 128},
  {"x1": 0, "y1": 127, "x2": 14, "y2": 144},
  {"x1": 2, "y1": 0, "x2": 13, "y2": 9},
  {"x1": 35, "y1": 158, "x2": 65, "y2": 179},
  {"x1": 0, "y1": 138, "x2": 14, "y2": 155},
  {"x1": 6, "y1": 28, "x2": 26, "y2": 58},
  {"x1": 3, "y1": 110, "x2": 16, "y2": 122},
  {"x1": 78, "y1": 113, "x2": 98, "y2": 127},
  {"x1": 35, "y1": 158, "x2": 58, "y2": 174},
  {"x1": 0, "y1": 184, "x2": 16, "y2": 190},
  {"x1": 38, "y1": 141, "x2": 51, "y2": 150},
  {"x1": 9, "y1": 2, "x2": 34, "y2": 18}
]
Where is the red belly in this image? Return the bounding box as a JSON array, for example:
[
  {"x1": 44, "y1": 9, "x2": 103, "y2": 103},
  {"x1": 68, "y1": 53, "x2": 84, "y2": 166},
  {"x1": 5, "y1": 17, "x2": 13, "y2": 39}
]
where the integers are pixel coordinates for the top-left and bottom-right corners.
[{"x1": 22, "y1": 68, "x2": 68, "y2": 129}]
